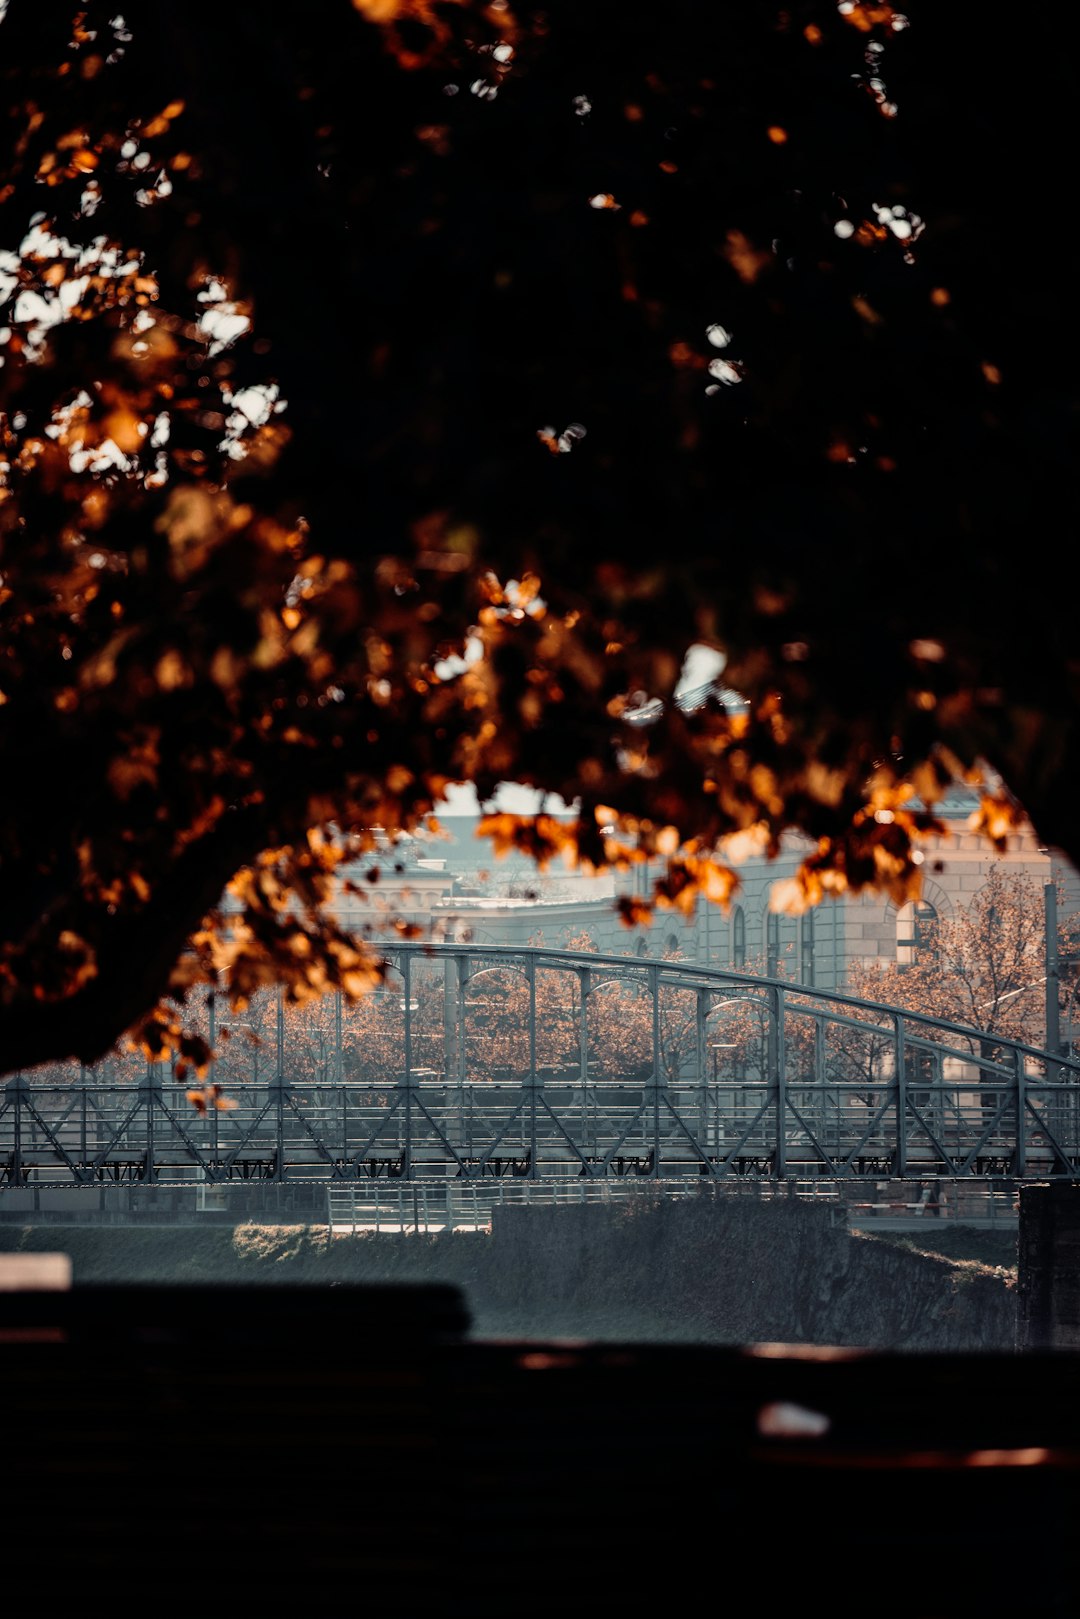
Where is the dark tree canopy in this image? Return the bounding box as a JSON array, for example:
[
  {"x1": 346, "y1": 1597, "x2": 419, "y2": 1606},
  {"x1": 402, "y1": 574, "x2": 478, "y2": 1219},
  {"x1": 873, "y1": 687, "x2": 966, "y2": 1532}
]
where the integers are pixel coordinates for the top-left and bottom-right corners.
[{"x1": 1, "y1": 1, "x2": 1077, "y2": 1076}]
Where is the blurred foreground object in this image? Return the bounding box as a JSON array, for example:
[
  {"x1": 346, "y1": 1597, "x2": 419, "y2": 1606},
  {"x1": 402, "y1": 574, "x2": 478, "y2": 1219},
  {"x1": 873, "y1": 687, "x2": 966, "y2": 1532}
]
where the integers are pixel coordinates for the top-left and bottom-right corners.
[{"x1": 2, "y1": 2, "x2": 1077, "y2": 1076}]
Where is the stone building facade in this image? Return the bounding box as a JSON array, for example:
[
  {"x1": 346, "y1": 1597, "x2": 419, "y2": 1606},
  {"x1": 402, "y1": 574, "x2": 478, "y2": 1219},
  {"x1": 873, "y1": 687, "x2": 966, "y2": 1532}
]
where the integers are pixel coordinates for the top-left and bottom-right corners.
[{"x1": 333, "y1": 790, "x2": 1080, "y2": 1008}]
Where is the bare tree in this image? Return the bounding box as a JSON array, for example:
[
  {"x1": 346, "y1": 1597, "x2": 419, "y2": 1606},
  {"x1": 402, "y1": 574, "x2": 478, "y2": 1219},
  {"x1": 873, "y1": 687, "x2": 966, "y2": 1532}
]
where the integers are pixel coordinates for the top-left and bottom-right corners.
[{"x1": 845, "y1": 867, "x2": 1075, "y2": 1054}]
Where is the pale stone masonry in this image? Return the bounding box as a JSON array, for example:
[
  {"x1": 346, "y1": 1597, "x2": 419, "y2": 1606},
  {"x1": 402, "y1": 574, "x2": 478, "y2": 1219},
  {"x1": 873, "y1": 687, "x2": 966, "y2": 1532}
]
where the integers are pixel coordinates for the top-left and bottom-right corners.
[{"x1": 323, "y1": 787, "x2": 1079, "y2": 1003}]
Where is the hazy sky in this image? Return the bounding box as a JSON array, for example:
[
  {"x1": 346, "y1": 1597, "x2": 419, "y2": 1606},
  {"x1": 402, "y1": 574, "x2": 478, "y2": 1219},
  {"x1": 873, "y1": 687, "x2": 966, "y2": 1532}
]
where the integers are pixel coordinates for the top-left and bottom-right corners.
[{"x1": 436, "y1": 643, "x2": 726, "y2": 818}]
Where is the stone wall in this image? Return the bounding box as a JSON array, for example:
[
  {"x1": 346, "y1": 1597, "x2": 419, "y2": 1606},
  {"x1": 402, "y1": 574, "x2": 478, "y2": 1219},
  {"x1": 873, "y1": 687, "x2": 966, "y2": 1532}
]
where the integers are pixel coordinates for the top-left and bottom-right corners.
[
  {"x1": 488, "y1": 1192, "x2": 1016, "y2": 1350},
  {"x1": 0, "y1": 1190, "x2": 1017, "y2": 1350}
]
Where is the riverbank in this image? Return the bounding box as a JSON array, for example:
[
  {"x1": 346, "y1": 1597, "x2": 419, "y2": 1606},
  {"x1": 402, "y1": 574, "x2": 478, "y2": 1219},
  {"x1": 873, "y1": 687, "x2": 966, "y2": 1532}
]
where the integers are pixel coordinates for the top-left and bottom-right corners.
[{"x1": 0, "y1": 1193, "x2": 1018, "y2": 1350}]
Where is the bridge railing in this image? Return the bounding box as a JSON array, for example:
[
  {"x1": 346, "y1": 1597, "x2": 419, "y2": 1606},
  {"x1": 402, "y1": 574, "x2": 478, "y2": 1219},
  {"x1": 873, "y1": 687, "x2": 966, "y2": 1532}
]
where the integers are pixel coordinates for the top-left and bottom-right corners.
[{"x1": 3, "y1": 945, "x2": 1079, "y2": 1190}]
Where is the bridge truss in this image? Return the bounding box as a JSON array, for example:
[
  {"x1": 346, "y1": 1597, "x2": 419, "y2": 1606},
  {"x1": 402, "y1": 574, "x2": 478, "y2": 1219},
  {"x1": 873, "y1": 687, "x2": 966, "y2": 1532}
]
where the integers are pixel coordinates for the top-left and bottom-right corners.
[{"x1": 3, "y1": 944, "x2": 1079, "y2": 1192}]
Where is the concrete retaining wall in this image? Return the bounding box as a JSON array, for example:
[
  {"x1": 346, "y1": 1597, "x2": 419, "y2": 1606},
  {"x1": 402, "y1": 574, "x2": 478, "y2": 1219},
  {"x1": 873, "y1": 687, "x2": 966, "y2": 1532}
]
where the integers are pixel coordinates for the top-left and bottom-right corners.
[{"x1": 0, "y1": 1190, "x2": 1017, "y2": 1350}]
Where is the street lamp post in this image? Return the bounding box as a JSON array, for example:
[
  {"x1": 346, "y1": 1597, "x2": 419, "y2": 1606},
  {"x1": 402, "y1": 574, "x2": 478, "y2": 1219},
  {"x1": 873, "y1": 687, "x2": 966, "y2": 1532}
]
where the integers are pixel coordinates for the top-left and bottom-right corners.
[
  {"x1": 1046, "y1": 882, "x2": 1062, "y2": 1067},
  {"x1": 1064, "y1": 974, "x2": 1080, "y2": 1060}
]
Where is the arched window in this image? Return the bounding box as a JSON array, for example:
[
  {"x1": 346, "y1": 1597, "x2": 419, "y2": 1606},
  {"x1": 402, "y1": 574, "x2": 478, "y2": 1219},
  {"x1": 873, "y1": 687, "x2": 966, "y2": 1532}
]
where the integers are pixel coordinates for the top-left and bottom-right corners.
[
  {"x1": 800, "y1": 909, "x2": 815, "y2": 987},
  {"x1": 897, "y1": 900, "x2": 937, "y2": 967},
  {"x1": 665, "y1": 932, "x2": 680, "y2": 958},
  {"x1": 732, "y1": 906, "x2": 746, "y2": 968},
  {"x1": 635, "y1": 936, "x2": 649, "y2": 958}
]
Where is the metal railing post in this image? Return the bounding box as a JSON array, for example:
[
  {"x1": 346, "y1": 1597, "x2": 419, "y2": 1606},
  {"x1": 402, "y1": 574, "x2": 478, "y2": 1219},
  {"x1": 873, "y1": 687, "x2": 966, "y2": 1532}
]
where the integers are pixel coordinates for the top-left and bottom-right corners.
[
  {"x1": 208, "y1": 986, "x2": 219, "y2": 1166},
  {"x1": 527, "y1": 955, "x2": 538, "y2": 1177},
  {"x1": 143, "y1": 1057, "x2": 160, "y2": 1184},
  {"x1": 579, "y1": 968, "x2": 591, "y2": 1153},
  {"x1": 772, "y1": 983, "x2": 786, "y2": 1176},
  {"x1": 403, "y1": 952, "x2": 413, "y2": 1178},
  {"x1": 894, "y1": 1014, "x2": 908, "y2": 1176},
  {"x1": 457, "y1": 954, "x2": 469, "y2": 1152},
  {"x1": 11, "y1": 1070, "x2": 25, "y2": 1187},
  {"x1": 444, "y1": 954, "x2": 459, "y2": 1116},
  {"x1": 696, "y1": 989, "x2": 709, "y2": 1147},
  {"x1": 275, "y1": 986, "x2": 286, "y2": 1183},
  {"x1": 1014, "y1": 1046, "x2": 1027, "y2": 1176},
  {"x1": 80, "y1": 1062, "x2": 88, "y2": 1169},
  {"x1": 650, "y1": 963, "x2": 662, "y2": 1176}
]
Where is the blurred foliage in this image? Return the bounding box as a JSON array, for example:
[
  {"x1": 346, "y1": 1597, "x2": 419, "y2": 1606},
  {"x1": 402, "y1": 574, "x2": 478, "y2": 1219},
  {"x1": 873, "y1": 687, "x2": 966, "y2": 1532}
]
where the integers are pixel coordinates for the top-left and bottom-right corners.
[{"x1": 1, "y1": 2, "x2": 1077, "y2": 1076}]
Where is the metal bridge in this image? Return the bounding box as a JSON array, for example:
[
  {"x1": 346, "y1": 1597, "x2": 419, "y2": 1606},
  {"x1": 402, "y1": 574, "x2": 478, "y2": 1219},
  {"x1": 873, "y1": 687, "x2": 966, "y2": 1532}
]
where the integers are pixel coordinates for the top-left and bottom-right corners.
[{"x1": 2, "y1": 943, "x2": 1078, "y2": 1197}]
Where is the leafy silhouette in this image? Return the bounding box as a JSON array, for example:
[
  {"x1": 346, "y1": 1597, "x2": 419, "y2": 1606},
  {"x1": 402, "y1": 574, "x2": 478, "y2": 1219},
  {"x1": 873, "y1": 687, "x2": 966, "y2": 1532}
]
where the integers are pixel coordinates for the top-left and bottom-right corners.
[{"x1": 1, "y1": 3, "x2": 1076, "y2": 1078}]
